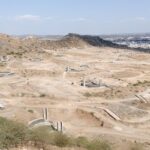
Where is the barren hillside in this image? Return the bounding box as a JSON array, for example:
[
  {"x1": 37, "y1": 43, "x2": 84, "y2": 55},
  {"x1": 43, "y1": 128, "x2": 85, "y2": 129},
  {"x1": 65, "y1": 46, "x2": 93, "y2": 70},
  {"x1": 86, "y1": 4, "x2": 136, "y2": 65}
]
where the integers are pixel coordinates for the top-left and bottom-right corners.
[
  {"x1": 0, "y1": 33, "x2": 123, "y2": 55},
  {"x1": 0, "y1": 33, "x2": 150, "y2": 150}
]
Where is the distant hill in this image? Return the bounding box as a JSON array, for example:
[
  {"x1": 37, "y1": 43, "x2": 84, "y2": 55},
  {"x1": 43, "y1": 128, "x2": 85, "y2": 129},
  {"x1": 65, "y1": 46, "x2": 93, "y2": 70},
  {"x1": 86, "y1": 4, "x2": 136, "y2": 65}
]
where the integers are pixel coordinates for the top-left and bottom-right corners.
[
  {"x1": 0, "y1": 33, "x2": 149, "y2": 56},
  {"x1": 41, "y1": 33, "x2": 125, "y2": 50},
  {"x1": 0, "y1": 33, "x2": 42, "y2": 55},
  {"x1": 65, "y1": 33, "x2": 119, "y2": 47}
]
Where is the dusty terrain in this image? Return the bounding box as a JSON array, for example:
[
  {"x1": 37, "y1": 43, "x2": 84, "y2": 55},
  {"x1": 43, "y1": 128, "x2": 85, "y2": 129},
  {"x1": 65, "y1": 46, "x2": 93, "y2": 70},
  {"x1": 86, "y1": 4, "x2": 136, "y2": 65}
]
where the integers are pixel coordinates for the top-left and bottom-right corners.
[{"x1": 0, "y1": 34, "x2": 150, "y2": 149}]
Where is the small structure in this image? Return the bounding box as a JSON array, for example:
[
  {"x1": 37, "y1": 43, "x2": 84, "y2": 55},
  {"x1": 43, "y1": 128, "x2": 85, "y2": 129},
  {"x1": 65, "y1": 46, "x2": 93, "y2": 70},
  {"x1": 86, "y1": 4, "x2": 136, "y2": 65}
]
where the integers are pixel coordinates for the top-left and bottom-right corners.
[
  {"x1": 135, "y1": 95, "x2": 148, "y2": 103},
  {"x1": 81, "y1": 78, "x2": 103, "y2": 88},
  {"x1": 65, "y1": 65, "x2": 87, "y2": 73},
  {"x1": 0, "y1": 72, "x2": 14, "y2": 77},
  {"x1": 65, "y1": 66, "x2": 70, "y2": 72},
  {"x1": 80, "y1": 64, "x2": 89, "y2": 69},
  {"x1": 0, "y1": 56, "x2": 9, "y2": 62},
  {"x1": 28, "y1": 108, "x2": 63, "y2": 132},
  {"x1": 100, "y1": 107, "x2": 121, "y2": 121}
]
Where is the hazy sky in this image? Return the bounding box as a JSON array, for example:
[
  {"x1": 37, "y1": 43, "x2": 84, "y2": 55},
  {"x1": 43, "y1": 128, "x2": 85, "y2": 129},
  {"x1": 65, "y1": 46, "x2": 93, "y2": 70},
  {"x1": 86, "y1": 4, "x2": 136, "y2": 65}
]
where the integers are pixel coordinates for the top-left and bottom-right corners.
[{"x1": 0, "y1": 0, "x2": 150, "y2": 35}]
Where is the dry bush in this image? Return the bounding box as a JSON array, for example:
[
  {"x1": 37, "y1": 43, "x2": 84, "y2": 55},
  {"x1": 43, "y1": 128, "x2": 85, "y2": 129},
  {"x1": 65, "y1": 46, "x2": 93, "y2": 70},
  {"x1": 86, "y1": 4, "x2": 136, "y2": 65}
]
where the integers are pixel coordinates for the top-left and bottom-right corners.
[{"x1": 86, "y1": 140, "x2": 111, "y2": 150}]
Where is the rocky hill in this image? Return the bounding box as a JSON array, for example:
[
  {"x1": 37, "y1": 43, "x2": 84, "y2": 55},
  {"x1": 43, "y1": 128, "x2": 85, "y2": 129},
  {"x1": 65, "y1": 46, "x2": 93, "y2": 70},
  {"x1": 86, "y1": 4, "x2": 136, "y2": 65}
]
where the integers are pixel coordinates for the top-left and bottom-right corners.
[
  {"x1": 40, "y1": 33, "x2": 150, "y2": 52},
  {"x1": 66, "y1": 33, "x2": 119, "y2": 47},
  {"x1": 40, "y1": 33, "x2": 123, "y2": 50},
  {"x1": 0, "y1": 33, "x2": 149, "y2": 56}
]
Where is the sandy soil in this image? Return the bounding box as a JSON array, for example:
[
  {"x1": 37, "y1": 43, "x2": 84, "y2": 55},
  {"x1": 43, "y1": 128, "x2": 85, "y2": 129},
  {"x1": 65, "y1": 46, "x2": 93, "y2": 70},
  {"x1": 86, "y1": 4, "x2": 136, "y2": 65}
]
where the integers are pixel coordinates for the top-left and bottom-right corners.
[{"x1": 0, "y1": 47, "x2": 150, "y2": 149}]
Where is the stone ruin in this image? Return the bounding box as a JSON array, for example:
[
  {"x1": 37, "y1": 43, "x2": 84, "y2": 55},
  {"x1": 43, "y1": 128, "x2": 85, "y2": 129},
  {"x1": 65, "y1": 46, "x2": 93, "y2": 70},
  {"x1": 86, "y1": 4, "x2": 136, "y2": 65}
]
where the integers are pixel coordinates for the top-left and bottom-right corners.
[
  {"x1": 80, "y1": 78, "x2": 108, "y2": 88},
  {"x1": 28, "y1": 108, "x2": 63, "y2": 132}
]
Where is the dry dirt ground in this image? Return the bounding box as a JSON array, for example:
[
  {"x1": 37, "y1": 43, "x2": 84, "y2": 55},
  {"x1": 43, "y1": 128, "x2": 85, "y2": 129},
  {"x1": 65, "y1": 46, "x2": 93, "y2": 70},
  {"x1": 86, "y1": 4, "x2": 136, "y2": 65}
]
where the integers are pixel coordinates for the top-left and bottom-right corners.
[{"x1": 0, "y1": 47, "x2": 150, "y2": 149}]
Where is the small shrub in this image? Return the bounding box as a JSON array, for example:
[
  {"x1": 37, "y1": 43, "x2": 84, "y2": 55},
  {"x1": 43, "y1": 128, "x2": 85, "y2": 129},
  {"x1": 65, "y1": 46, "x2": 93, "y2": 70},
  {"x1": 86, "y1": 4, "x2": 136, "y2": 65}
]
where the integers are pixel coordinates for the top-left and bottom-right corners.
[
  {"x1": 84, "y1": 92, "x2": 92, "y2": 97},
  {"x1": 0, "y1": 117, "x2": 112, "y2": 150},
  {"x1": 0, "y1": 117, "x2": 28, "y2": 149},
  {"x1": 75, "y1": 136, "x2": 89, "y2": 147},
  {"x1": 52, "y1": 132, "x2": 71, "y2": 147},
  {"x1": 0, "y1": 62, "x2": 6, "y2": 67},
  {"x1": 28, "y1": 127, "x2": 51, "y2": 149},
  {"x1": 86, "y1": 140, "x2": 111, "y2": 150},
  {"x1": 19, "y1": 46, "x2": 23, "y2": 49},
  {"x1": 28, "y1": 109, "x2": 34, "y2": 113},
  {"x1": 40, "y1": 93, "x2": 46, "y2": 97},
  {"x1": 130, "y1": 143, "x2": 143, "y2": 150}
]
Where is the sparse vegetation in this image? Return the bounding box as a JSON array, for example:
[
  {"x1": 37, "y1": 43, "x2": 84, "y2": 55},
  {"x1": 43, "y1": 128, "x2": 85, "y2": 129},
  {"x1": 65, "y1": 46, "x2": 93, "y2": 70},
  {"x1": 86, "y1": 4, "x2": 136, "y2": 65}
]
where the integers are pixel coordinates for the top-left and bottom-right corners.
[
  {"x1": 40, "y1": 93, "x2": 46, "y2": 97},
  {"x1": 84, "y1": 92, "x2": 92, "y2": 98},
  {"x1": 133, "y1": 80, "x2": 150, "y2": 86},
  {"x1": 129, "y1": 143, "x2": 144, "y2": 150},
  {"x1": 0, "y1": 33, "x2": 150, "y2": 150},
  {"x1": 7, "y1": 51, "x2": 23, "y2": 56},
  {"x1": 28, "y1": 109, "x2": 34, "y2": 113},
  {"x1": 0, "y1": 117, "x2": 28, "y2": 149},
  {"x1": 28, "y1": 127, "x2": 52, "y2": 149},
  {"x1": 18, "y1": 46, "x2": 23, "y2": 49},
  {"x1": 86, "y1": 140, "x2": 111, "y2": 150},
  {"x1": 0, "y1": 62, "x2": 6, "y2": 67},
  {"x1": 51, "y1": 132, "x2": 71, "y2": 147},
  {"x1": 75, "y1": 136, "x2": 89, "y2": 148},
  {"x1": 83, "y1": 92, "x2": 103, "y2": 98},
  {"x1": 0, "y1": 117, "x2": 112, "y2": 150},
  {"x1": 83, "y1": 80, "x2": 150, "y2": 100}
]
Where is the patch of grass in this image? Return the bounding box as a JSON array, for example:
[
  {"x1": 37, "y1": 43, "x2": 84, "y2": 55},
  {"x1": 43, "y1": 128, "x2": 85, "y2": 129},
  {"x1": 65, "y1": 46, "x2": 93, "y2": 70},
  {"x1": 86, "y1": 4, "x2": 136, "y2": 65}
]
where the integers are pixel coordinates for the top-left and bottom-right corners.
[
  {"x1": 39, "y1": 93, "x2": 46, "y2": 97},
  {"x1": 51, "y1": 132, "x2": 71, "y2": 147},
  {"x1": 75, "y1": 136, "x2": 89, "y2": 148},
  {"x1": 0, "y1": 62, "x2": 6, "y2": 67},
  {"x1": 86, "y1": 140, "x2": 111, "y2": 150},
  {"x1": 83, "y1": 92, "x2": 102, "y2": 98},
  {"x1": 0, "y1": 117, "x2": 112, "y2": 150},
  {"x1": 28, "y1": 109, "x2": 34, "y2": 113},
  {"x1": 7, "y1": 51, "x2": 23, "y2": 58},
  {"x1": 133, "y1": 80, "x2": 150, "y2": 87},
  {"x1": 84, "y1": 92, "x2": 92, "y2": 97},
  {"x1": 130, "y1": 143, "x2": 144, "y2": 150},
  {"x1": 0, "y1": 117, "x2": 28, "y2": 149},
  {"x1": 18, "y1": 46, "x2": 23, "y2": 49},
  {"x1": 28, "y1": 127, "x2": 52, "y2": 149}
]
